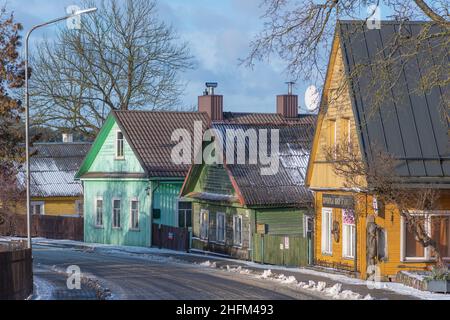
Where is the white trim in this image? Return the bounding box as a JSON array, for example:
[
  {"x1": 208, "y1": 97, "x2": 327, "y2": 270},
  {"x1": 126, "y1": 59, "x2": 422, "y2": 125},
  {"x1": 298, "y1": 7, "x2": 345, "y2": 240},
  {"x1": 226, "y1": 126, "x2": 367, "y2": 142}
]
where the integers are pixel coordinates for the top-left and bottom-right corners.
[
  {"x1": 115, "y1": 130, "x2": 125, "y2": 160},
  {"x1": 401, "y1": 212, "x2": 450, "y2": 262},
  {"x1": 129, "y1": 197, "x2": 139, "y2": 231},
  {"x1": 31, "y1": 201, "x2": 45, "y2": 215},
  {"x1": 216, "y1": 212, "x2": 226, "y2": 243},
  {"x1": 112, "y1": 198, "x2": 121, "y2": 229},
  {"x1": 200, "y1": 209, "x2": 209, "y2": 240},
  {"x1": 321, "y1": 207, "x2": 333, "y2": 255},
  {"x1": 94, "y1": 197, "x2": 103, "y2": 227},
  {"x1": 233, "y1": 215, "x2": 243, "y2": 247}
]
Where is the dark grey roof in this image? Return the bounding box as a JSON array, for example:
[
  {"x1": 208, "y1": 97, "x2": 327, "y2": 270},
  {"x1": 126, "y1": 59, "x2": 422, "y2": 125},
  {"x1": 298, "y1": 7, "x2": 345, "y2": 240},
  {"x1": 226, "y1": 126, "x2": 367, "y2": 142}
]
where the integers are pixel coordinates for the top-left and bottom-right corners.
[
  {"x1": 338, "y1": 20, "x2": 450, "y2": 186},
  {"x1": 27, "y1": 143, "x2": 91, "y2": 197},
  {"x1": 211, "y1": 121, "x2": 315, "y2": 207},
  {"x1": 113, "y1": 111, "x2": 211, "y2": 177},
  {"x1": 223, "y1": 112, "x2": 316, "y2": 126}
]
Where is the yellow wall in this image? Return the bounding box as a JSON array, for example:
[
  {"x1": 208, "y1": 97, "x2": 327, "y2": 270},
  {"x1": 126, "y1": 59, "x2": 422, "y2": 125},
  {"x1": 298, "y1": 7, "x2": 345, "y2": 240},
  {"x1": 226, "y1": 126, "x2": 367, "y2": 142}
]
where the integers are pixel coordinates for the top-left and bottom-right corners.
[
  {"x1": 15, "y1": 197, "x2": 83, "y2": 217},
  {"x1": 308, "y1": 39, "x2": 365, "y2": 190},
  {"x1": 313, "y1": 191, "x2": 443, "y2": 280}
]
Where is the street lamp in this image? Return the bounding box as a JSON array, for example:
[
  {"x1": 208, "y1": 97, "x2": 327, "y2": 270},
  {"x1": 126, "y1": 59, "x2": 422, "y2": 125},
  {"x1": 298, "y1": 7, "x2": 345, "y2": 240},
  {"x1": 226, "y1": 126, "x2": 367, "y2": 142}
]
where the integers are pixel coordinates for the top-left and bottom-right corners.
[{"x1": 24, "y1": 7, "x2": 97, "y2": 249}]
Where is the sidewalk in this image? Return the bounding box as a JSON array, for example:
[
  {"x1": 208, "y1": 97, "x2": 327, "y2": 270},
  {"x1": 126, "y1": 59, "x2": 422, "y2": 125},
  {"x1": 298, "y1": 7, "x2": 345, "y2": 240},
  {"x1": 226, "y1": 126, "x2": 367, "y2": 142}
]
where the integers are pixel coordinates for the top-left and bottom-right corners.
[{"x1": 31, "y1": 238, "x2": 450, "y2": 300}]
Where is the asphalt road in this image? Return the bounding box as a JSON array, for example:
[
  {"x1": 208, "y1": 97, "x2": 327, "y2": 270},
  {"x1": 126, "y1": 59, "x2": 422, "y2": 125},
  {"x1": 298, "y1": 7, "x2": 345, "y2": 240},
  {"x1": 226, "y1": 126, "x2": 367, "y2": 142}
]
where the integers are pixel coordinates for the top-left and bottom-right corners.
[{"x1": 32, "y1": 244, "x2": 321, "y2": 300}]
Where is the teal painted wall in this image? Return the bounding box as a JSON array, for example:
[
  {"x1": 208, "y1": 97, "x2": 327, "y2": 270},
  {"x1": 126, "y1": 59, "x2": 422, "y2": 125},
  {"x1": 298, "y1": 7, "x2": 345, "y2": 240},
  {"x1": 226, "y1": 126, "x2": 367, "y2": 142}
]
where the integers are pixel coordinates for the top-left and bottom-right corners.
[
  {"x1": 83, "y1": 179, "x2": 151, "y2": 247},
  {"x1": 153, "y1": 182, "x2": 183, "y2": 227},
  {"x1": 88, "y1": 122, "x2": 145, "y2": 174}
]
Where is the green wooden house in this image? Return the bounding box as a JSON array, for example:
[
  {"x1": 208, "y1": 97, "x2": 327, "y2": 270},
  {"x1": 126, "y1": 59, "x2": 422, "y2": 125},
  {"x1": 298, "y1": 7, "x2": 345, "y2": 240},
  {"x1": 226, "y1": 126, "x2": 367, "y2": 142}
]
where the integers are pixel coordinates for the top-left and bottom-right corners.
[
  {"x1": 180, "y1": 120, "x2": 316, "y2": 265},
  {"x1": 75, "y1": 110, "x2": 209, "y2": 247}
]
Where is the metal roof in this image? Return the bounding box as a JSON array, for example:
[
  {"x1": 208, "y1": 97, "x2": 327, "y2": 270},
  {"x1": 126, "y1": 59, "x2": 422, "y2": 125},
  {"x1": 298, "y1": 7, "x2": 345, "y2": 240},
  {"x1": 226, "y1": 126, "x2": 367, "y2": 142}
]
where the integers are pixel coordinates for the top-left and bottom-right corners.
[
  {"x1": 25, "y1": 143, "x2": 91, "y2": 197},
  {"x1": 113, "y1": 111, "x2": 211, "y2": 178},
  {"x1": 211, "y1": 121, "x2": 316, "y2": 207},
  {"x1": 338, "y1": 20, "x2": 450, "y2": 186}
]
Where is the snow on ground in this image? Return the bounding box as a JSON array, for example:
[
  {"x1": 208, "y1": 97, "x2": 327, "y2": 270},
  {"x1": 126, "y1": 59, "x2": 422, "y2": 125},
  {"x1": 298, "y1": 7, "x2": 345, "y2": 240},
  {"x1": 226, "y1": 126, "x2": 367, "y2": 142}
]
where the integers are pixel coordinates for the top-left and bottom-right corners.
[
  {"x1": 33, "y1": 276, "x2": 55, "y2": 300},
  {"x1": 7, "y1": 237, "x2": 450, "y2": 300}
]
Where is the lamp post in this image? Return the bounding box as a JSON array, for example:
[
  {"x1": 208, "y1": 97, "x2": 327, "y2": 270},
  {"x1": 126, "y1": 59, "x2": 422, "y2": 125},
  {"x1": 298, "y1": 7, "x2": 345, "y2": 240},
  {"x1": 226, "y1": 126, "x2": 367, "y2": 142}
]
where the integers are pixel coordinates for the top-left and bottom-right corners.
[{"x1": 24, "y1": 7, "x2": 97, "y2": 249}]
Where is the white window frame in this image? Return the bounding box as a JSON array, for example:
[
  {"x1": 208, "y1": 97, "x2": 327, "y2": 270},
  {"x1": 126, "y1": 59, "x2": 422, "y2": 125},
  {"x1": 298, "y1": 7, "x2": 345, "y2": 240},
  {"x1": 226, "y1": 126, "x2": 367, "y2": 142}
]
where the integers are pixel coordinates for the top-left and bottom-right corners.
[
  {"x1": 177, "y1": 201, "x2": 192, "y2": 229},
  {"x1": 130, "y1": 198, "x2": 139, "y2": 231},
  {"x1": 200, "y1": 209, "x2": 209, "y2": 240},
  {"x1": 401, "y1": 211, "x2": 450, "y2": 262},
  {"x1": 112, "y1": 198, "x2": 121, "y2": 229},
  {"x1": 95, "y1": 197, "x2": 103, "y2": 227},
  {"x1": 233, "y1": 215, "x2": 243, "y2": 247},
  {"x1": 321, "y1": 207, "x2": 333, "y2": 255},
  {"x1": 342, "y1": 210, "x2": 355, "y2": 259},
  {"x1": 115, "y1": 130, "x2": 125, "y2": 160},
  {"x1": 31, "y1": 201, "x2": 45, "y2": 215},
  {"x1": 216, "y1": 212, "x2": 226, "y2": 243}
]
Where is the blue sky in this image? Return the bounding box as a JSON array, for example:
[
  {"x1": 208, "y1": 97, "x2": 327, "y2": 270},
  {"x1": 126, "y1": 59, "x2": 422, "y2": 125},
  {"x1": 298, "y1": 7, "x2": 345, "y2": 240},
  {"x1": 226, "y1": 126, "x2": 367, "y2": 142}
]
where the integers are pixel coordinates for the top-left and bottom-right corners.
[{"x1": 9, "y1": 0, "x2": 396, "y2": 114}]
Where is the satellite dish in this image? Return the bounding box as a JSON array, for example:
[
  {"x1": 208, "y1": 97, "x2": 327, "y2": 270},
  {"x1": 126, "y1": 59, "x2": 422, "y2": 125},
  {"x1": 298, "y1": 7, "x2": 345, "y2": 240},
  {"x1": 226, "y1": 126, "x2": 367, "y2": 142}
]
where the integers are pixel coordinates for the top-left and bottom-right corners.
[{"x1": 305, "y1": 85, "x2": 320, "y2": 112}]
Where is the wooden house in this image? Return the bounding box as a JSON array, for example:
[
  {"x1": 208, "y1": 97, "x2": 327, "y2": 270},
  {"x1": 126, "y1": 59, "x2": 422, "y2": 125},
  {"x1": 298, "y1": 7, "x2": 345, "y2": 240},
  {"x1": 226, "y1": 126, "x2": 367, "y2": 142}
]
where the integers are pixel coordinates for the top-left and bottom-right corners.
[
  {"x1": 75, "y1": 111, "x2": 210, "y2": 247},
  {"x1": 181, "y1": 90, "x2": 316, "y2": 264},
  {"x1": 306, "y1": 21, "x2": 449, "y2": 280}
]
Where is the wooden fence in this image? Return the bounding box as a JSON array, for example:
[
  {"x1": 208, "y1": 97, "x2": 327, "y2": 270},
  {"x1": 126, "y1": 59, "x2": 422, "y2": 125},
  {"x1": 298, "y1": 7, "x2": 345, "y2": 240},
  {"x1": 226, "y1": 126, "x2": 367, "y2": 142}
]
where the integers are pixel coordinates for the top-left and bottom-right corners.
[
  {"x1": 152, "y1": 224, "x2": 190, "y2": 252},
  {"x1": 0, "y1": 215, "x2": 83, "y2": 241},
  {"x1": 253, "y1": 233, "x2": 308, "y2": 267},
  {"x1": 0, "y1": 247, "x2": 33, "y2": 300}
]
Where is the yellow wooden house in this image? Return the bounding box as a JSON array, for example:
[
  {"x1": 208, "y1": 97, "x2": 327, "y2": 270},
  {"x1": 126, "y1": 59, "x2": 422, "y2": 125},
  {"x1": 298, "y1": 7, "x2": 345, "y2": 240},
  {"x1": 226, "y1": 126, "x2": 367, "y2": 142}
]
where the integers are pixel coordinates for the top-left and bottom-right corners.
[
  {"x1": 19, "y1": 140, "x2": 91, "y2": 217},
  {"x1": 306, "y1": 21, "x2": 449, "y2": 280}
]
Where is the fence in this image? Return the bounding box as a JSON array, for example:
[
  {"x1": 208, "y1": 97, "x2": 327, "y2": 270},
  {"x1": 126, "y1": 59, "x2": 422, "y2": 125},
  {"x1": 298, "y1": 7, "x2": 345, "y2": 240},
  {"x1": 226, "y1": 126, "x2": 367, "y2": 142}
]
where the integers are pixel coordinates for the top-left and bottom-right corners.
[
  {"x1": 0, "y1": 215, "x2": 83, "y2": 241},
  {"x1": 253, "y1": 233, "x2": 309, "y2": 267},
  {"x1": 0, "y1": 247, "x2": 33, "y2": 300},
  {"x1": 152, "y1": 224, "x2": 190, "y2": 252}
]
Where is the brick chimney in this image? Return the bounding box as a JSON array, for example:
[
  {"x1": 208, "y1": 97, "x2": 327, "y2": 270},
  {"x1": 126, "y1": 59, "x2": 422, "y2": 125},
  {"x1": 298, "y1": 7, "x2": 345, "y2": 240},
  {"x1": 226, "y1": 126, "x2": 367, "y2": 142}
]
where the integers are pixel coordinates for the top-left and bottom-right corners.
[
  {"x1": 198, "y1": 82, "x2": 223, "y2": 122},
  {"x1": 277, "y1": 82, "x2": 298, "y2": 118}
]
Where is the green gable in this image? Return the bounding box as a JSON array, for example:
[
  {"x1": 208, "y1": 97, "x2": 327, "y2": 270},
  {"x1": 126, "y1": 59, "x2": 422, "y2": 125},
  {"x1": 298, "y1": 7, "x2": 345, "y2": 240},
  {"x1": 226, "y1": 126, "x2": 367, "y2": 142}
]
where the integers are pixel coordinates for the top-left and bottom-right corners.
[{"x1": 76, "y1": 115, "x2": 145, "y2": 178}]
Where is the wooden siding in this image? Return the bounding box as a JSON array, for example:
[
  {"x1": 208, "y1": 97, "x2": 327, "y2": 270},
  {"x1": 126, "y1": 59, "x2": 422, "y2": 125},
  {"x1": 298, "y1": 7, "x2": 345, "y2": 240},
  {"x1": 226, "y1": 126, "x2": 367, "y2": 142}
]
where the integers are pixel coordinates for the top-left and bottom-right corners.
[
  {"x1": 253, "y1": 234, "x2": 308, "y2": 267},
  {"x1": 83, "y1": 179, "x2": 151, "y2": 247},
  {"x1": 152, "y1": 182, "x2": 183, "y2": 228},
  {"x1": 255, "y1": 208, "x2": 305, "y2": 236},
  {"x1": 88, "y1": 121, "x2": 145, "y2": 174},
  {"x1": 308, "y1": 39, "x2": 366, "y2": 190},
  {"x1": 15, "y1": 197, "x2": 82, "y2": 217},
  {"x1": 195, "y1": 165, "x2": 235, "y2": 195},
  {"x1": 191, "y1": 202, "x2": 251, "y2": 260}
]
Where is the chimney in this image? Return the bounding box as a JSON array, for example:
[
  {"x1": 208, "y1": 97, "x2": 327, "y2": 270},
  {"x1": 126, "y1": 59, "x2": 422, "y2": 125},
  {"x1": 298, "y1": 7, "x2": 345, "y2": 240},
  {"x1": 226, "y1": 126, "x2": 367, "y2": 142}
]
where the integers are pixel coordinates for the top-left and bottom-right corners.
[
  {"x1": 277, "y1": 82, "x2": 298, "y2": 118},
  {"x1": 198, "y1": 82, "x2": 223, "y2": 122},
  {"x1": 62, "y1": 133, "x2": 74, "y2": 143}
]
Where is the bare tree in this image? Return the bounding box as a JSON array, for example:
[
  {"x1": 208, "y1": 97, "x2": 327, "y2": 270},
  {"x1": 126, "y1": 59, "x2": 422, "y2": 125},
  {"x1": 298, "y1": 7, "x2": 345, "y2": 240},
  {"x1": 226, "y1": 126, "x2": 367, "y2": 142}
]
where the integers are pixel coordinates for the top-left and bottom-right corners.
[
  {"x1": 30, "y1": 0, "x2": 194, "y2": 137},
  {"x1": 243, "y1": 1, "x2": 449, "y2": 117},
  {"x1": 324, "y1": 140, "x2": 447, "y2": 268}
]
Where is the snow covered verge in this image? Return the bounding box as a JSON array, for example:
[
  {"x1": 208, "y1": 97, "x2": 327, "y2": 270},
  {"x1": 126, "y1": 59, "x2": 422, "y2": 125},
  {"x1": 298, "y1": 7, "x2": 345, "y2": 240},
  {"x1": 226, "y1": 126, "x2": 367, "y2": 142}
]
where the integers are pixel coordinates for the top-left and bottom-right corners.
[
  {"x1": 199, "y1": 261, "x2": 374, "y2": 300},
  {"x1": 7, "y1": 237, "x2": 449, "y2": 300}
]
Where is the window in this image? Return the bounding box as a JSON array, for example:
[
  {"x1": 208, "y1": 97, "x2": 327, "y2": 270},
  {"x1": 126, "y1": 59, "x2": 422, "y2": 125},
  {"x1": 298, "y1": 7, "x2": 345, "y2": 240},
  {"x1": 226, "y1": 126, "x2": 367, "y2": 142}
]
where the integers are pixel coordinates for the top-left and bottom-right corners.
[
  {"x1": 216, "y1": 212, "x2": 226, "y2": 243},
  {"x1": 321, "y1": 208, "x2": 333, "y2": 254},
  {"x1": 200, "y1": 209, "x2": 209, "y2": 240},
  {"x1": 402, "y1": 212, "x2": 450, "y2": 261},
  {"x1": 328, "y1": 120, "x2": 337, "y2": 158},
  {"x1": 31, "y1": 202, "x2": 45, "y2": 215},
  {"x1": 75, "y1": 200, "x2": 84, "y2": 216},
  {"x1": 130, "y1": 199, "x2": 139, "y2": 230},
  {"x1": 178, "y1": 202, "x2": 192, "y2": 228},
  {"x1": 341, "y1": 117, "x2": 352, "y2": 153},
  {"x1": 95, "y1": 198, "x2": 103, "y2": 227},
  {"x1": 342, "y1": 209, "x2": 356, "y2": 258},
  {"x1": 116, "y1": 131, "x2": 124, "y2": 159},
  {"x1": 233, "y1": 215, "x2": 242, "y2": 246},
  {"x1": 112, "y1": 199, "x2": 121, "y2": 228}
]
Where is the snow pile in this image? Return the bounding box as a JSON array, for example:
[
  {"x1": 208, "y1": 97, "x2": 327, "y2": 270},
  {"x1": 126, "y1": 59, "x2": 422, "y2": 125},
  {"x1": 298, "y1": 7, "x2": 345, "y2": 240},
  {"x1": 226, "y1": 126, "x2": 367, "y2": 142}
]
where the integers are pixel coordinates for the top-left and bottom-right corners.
[
  {"x1": 256, "y1": 270, "x2": 374, "y2": 300},
  {"x1": 200, "y1": 260, "x2": 217, "y2": 268},
  {"x1": 226, "y1": 265, "x2": 252, "y2": 275}
]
